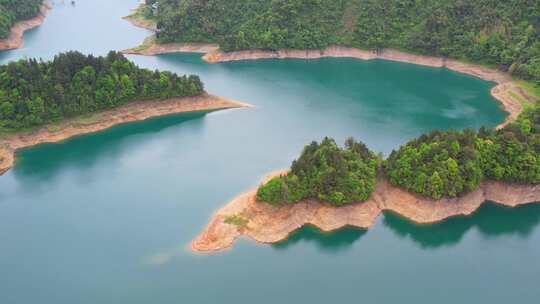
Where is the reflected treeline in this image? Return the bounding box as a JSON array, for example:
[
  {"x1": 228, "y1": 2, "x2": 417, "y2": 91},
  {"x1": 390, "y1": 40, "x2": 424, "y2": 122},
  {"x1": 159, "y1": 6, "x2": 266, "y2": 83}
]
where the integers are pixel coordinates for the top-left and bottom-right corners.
[
  {"x1": 271, "y1": 225, "x2": 366, "y2": 253},
  {"x1": 383, "y1": 202, "x2": 540, "y2": 249},
  {"x1": 12, "y1": 112, "x2": 208, "y2": 184},
  {"x1": 270, "y1": 203, "x2": 540, "y2": 252}
]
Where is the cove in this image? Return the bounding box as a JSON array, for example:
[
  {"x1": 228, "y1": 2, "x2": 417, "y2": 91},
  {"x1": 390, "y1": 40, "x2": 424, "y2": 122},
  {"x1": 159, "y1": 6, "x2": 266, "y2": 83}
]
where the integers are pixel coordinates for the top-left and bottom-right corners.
[{"x1": 0, "y1": 1, "x2": 538, "y2": 304}]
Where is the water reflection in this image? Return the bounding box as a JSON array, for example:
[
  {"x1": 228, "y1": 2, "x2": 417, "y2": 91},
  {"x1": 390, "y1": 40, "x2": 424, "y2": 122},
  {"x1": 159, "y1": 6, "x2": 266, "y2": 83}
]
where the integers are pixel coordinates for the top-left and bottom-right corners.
[
  {"x1": 270, "y1": 203, "x2": 540, "y2": 252},
  {"x1": 383, "y1": 202, "x2": 540, "y2": 249},
  {"x1": 272, "y1": 224, "x2": 366, "y2": 253},
  {"x1": 12, "y1": 111, "x2": 208, "y2": 183}
]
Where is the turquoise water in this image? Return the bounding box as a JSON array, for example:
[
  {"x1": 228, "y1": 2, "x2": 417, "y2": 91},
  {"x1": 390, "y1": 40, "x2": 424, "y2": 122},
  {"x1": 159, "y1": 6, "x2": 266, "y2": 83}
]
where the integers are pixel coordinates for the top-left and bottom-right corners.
[{"x1": 1, "y1": 1, "x2": 538, "y2": 303}]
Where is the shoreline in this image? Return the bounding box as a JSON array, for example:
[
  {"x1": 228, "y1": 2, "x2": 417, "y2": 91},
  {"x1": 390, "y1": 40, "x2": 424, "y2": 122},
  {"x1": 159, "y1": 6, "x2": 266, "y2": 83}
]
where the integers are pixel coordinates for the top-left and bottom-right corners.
[
  {"x1": 0, "y1": 1, "x2": 50, "y2": 51},
  {"x1": 122, "y1": 1, "x2": 157, "y2": 32},
  {"x1": 123, "y1": 36, "x2": 220, "y2": 56},
  {"x1": 123, "y1": 41, "x2": 535, "y2": 129},
  {"x1": 0, "y1": 94, "x2": 252, "y2": 175},
  {"x1": 191, "y1": 171, "x2": 540, "y2": 253}
]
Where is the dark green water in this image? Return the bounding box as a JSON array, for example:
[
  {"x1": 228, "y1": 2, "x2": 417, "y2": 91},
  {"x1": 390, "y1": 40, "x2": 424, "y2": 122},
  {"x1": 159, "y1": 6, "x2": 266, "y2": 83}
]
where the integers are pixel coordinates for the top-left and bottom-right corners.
[{"x1": 1, "y1": 1, "x2": 538, "y2": 303}]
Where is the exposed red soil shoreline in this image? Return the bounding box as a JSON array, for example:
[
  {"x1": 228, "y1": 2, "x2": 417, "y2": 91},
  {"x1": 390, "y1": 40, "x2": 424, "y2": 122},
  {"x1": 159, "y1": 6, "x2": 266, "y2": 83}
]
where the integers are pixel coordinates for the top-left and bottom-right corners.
[
  {"x1": 191, "y1": 171, "x2": 540, "y2": 253},
  {"x1": 0, "y1": 1, "x2": 50, "y2": 51},
  {"x1": 0, "y1": 94, "x2": 252, "y2": 175}
]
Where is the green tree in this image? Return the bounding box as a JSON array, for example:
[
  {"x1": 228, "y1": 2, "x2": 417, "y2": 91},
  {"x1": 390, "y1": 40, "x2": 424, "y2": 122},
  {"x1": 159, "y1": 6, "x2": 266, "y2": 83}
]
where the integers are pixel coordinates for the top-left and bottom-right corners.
[{"x1": 427, "y1": 172, "x2": 444, "y2": 200}]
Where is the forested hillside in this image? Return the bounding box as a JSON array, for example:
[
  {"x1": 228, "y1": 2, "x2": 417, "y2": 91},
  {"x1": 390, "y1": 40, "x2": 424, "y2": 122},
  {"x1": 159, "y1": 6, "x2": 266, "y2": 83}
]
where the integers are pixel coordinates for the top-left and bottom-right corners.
[
  {"x1": 0, "y1": 51, "x2": 204, "y2": 130},
  {"x1": 156, "y1": 0, "x2": 346, "y2": 51},
  {"x1": 154, "y1": 0, "x2": 540, "y2": 85},
  {"x1": 0, "y1": 0, "x2": 42, "y2": 39}
]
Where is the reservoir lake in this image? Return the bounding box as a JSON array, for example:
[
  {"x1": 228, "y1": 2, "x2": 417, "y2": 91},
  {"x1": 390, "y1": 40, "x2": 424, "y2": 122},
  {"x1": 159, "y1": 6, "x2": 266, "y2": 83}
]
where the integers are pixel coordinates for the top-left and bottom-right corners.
[{"x1": 1, "y1": 1, "x2": 538, "y2": 303}]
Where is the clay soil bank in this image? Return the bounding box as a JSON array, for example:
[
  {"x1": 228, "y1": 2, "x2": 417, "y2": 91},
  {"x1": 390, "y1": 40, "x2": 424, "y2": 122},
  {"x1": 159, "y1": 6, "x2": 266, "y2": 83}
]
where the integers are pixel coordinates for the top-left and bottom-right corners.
[
  {"x1": 191, "y1": 171, "x2": 540, "y2": 253},
  {"x1": 0, "y1": 94, "x2": 251, "y2": 174},
  {"x1": 0, "y1": 1, "x2": 50, "y2": 51}
]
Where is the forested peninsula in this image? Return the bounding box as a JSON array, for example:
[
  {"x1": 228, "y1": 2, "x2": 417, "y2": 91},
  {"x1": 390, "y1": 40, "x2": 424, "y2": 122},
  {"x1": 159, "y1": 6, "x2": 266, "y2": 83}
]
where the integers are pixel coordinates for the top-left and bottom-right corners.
[
  {"x1": 0, "y1": 0, "x2": 49, "y2": 51},
  {"x1": 0, "y1": 51, "x2": 250, "y2": 174},
  {"x1": 192, "y1": 105, "x2": 540, "y2": 252}
]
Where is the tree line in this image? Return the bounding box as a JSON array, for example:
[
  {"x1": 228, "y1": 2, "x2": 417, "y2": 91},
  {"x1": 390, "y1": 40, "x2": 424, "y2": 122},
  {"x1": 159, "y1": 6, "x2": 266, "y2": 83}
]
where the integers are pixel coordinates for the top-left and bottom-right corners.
[
  {"x1": 152, "y1": 0, "x2": 540, "y2": 85},
  {"x1": 0, "y1": 51, "x2": 204, "y2": 130},
  {"x1": 258, "y1": 105, "x2": 540, "y2": 204},
  {"x1": 0, "y1": 0, "x2": 42, "y2": 39}
]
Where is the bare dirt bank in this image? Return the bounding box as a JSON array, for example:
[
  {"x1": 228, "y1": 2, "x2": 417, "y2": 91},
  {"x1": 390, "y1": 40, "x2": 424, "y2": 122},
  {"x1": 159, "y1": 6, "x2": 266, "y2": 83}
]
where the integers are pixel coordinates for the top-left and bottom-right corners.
[
  {"x1": 0, "y1": 1, "x2": 50, "y2": 51},
  {"x1": 0, "y1": 94, "x2": 251, "y2": 174},
  {"x1": 124, "y1": 42, "x2": 535, "y2": 129},
  {"x1": 191, "y1": 171, "x2": 540, "y2": 252},
  {"x1": 123, "y1": 36, "x2": 219, "y2": 56}
]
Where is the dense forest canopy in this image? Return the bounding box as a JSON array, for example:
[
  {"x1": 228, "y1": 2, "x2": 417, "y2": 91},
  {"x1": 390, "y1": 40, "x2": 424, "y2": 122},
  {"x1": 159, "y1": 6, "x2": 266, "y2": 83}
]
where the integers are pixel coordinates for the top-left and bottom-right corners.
[
  {"x1": 156, "y1": 0, "x2": 347, "y2": 51},
  {"x1": 257, "y1": 137, "x2": 378, "y2": 206},
  {"x1": 0, "y1": 51, "x2": 204, "y2": 130},
  {"x1": 384, "y1": 130, "x2": 483, "y2": 199},
  {"x1": 153, "y1": 0, "x2": 540, "y2": 84},
  {"x1": 0, "y1": 0, "x2": 42, "y2": 39},
  {"x1": 477, "y1": 107, "x2": 540, "y2": 184}
]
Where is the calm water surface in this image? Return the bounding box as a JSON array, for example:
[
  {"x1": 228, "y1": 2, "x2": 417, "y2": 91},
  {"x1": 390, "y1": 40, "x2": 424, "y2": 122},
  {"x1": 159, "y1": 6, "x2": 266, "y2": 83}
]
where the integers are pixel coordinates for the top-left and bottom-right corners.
[{"x1": 1, "y1": 1, "x2": 538, "y2": 303}]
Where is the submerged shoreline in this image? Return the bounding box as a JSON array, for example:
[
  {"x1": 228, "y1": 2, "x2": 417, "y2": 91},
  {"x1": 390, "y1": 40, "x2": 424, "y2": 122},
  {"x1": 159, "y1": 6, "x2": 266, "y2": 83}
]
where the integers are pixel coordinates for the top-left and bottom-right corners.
[
  {"x1": 124, "y1": 40, "x2": 535, "y2": 129},
  {"x1": 0, "y1": 94, "x2": 251, "y2": 174},
  {"x1": 0, "y1": 1, "x2": 50, "y2": 51},
  {"x1": 191, "y1": 171, "x2": 540, "y2": 253}
]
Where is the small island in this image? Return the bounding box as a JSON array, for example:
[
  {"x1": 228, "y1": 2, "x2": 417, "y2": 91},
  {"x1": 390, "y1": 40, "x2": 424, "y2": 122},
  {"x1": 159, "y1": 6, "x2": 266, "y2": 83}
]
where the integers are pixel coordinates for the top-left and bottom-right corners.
[
  {"x1": 0, "y1": 51, "x2": 251, "y2": 174},
  {"x1": 0, "y1": 0, "x2": 50, "y2": 51},
  {"x1": 192, "y1": 105, "x2": 540, "y2": 252}
]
